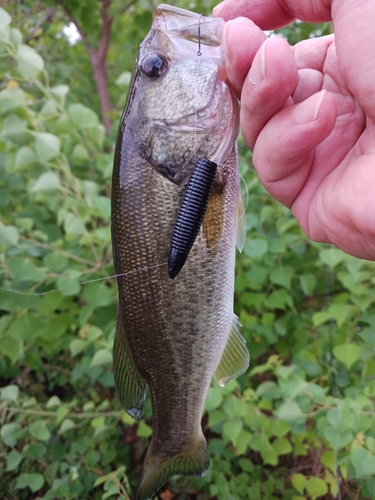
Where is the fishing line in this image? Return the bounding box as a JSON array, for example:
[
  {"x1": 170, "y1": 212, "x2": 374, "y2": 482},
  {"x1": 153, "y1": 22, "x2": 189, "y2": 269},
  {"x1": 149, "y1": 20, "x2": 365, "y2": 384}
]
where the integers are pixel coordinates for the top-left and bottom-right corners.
[
  {"x1": 1, "y1": 262, "x2": 168, "y2": 297},
  {"x1": 325, "y1": 266, "x2": 342, "y2": 500},
  {"x1": 1, "y1": 170, "x2": 248, "y2": 297},
  {"x1": 197, "y1": 13, "x2": 203, "y2": 56},
  {"x1": 216, "y1": 160, "x2": 250, "y2": 211},
  {"x1": 193, "y1": 15, "x2": 204, "y2": 162}
]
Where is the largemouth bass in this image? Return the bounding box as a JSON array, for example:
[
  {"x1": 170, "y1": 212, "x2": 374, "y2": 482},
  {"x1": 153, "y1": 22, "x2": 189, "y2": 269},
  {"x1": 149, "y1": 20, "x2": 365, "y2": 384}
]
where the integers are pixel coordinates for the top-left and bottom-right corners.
[{"x1": 111, "y1": 5, "x2": 249, "y2": 499}]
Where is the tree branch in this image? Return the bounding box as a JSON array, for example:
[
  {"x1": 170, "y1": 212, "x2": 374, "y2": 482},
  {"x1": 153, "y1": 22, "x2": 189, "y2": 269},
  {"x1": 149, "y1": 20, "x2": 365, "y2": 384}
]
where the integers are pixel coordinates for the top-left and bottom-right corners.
[
  {"x1": 97, "y1": 0, "x2": 113, "y2": 63},
  {"x1": 59, "y1": 0, "x2": 113, "y2": 133}
]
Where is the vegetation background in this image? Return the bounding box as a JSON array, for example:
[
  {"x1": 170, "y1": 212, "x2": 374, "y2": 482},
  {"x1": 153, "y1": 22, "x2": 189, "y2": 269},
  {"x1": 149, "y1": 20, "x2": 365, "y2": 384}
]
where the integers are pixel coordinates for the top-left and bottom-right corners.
[{"x1": 0, "y1": 1, "x2": 375, "y2": 499}]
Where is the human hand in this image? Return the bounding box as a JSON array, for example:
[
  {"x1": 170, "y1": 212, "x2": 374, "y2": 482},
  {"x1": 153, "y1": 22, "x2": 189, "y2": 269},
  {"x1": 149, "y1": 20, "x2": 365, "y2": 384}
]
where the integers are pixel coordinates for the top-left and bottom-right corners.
[{"x1": 214, "y1": 0, "x2": 375, "y2": 260}]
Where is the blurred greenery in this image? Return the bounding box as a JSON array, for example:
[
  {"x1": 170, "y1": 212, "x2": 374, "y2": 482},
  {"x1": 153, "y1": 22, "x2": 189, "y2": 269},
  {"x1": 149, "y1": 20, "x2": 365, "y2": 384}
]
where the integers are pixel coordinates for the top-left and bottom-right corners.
[{"x1": 0, "y1": 1, "x2": 374, "y2": 500}]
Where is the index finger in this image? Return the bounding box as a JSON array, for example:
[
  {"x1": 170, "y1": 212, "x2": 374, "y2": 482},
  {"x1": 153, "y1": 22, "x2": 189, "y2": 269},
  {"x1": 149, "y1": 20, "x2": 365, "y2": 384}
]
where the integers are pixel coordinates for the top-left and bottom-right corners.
[{"x1": 213, "y1": 0, "x2": 332, "y2": 29}]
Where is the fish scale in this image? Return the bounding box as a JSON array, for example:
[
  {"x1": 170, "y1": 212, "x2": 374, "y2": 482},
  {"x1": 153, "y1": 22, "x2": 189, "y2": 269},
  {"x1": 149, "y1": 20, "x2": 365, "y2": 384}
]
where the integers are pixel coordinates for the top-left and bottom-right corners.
[{"x1": 111, "y1": 5, "x2": 249, "y2": 499}]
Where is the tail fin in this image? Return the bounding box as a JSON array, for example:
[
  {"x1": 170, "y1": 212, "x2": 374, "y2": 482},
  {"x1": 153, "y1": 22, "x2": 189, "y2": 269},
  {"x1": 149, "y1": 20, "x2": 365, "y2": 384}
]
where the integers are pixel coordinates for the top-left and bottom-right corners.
[{"x1": 136, "y1": 434, "x2": 209, "y2": 500}]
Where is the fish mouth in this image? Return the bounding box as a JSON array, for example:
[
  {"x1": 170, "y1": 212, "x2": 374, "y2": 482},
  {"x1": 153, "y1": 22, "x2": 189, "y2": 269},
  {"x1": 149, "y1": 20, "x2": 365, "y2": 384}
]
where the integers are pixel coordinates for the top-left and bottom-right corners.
[{"x1": 164, "y1": 112, "x2": 220, "y2": 133}]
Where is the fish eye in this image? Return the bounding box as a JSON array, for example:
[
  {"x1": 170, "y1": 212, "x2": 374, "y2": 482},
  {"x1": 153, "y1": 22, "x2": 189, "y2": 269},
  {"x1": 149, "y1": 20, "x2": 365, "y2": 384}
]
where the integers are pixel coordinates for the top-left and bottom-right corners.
[{"x1": 141, "y1": 53, "x2": 168, "y2": 78}]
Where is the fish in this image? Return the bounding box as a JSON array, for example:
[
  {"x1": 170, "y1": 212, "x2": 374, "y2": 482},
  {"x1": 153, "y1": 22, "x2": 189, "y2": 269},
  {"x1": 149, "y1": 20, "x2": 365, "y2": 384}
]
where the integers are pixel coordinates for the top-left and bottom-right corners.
[{"x1": 111, "y1": 4, "x2": 249, "y2": 499}]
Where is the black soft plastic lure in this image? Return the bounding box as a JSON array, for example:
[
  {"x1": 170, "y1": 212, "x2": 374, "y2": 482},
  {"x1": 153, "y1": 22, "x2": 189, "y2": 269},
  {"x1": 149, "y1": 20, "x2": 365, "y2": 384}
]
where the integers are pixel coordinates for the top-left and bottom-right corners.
[{"x1": 168, "y1": 158, "x2": 217, "y2": 279}]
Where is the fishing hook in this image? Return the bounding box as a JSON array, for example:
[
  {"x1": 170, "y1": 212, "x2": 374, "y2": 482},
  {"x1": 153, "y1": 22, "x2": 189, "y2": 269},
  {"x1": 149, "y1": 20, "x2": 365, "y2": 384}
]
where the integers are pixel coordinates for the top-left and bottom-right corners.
[{"x1": 197, "y1": 13, "x2": 203, "y2": 56}]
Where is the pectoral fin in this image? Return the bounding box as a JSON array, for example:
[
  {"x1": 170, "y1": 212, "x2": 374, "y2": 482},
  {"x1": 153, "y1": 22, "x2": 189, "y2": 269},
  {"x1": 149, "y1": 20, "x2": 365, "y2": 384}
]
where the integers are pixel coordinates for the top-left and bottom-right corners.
[
  {"x1": 236, "y1": 191, "x2": 247, "y2": 252},
  {"x1": 113, "y1": 315, "x2": 147, "y2": 420},
  {"x1": 213, "y1": 315, "x2": 250, "y2": 386},
  {"x1": 203, "y1": 185, "x2": 225, "y2": 250}
]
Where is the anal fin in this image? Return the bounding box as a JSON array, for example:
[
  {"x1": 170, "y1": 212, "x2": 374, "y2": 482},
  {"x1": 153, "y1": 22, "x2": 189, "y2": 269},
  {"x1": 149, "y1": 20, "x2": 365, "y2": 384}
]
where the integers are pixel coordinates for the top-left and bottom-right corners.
[
  {"x1": 113, "y1": 315, "x2": 147, "y2": 420},
  {"x1": 213, "y1": 315, "x2": 250, "y2": 386}
]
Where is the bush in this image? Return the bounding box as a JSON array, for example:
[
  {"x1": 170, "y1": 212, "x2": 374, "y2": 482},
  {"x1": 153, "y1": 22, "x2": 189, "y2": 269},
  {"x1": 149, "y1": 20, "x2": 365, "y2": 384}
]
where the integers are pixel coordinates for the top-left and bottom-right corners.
[{"x1": 1, "y1": 7, "x2": 375, "y2": 500}]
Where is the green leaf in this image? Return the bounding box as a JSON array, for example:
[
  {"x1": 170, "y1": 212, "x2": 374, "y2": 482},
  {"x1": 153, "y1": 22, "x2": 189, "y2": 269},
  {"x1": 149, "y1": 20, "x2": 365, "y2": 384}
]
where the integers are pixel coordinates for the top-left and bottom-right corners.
[
  {"x1": 72, "y1": 143, "x2": 89, "y2": 164},
  {"x1": 0, "y1": 88, "x2": 26, "y2": 113},
  {"x1": 269, "y1": 266, "x2": 293, "y2": 289},
  {"x1": 57, "y1": 276, "x2": 81, "y2": 297},
  {"x1": 223, "y1": 397, "x2": 247, "y2": 418},
  {"x1": 95, "y1": 196, "x2": 111, "y2": 220},
  {"x1": 0, "y1": 337, "x2": 23, "y2": 363},
  {"x1": 265, "y1": 289, "x2": 292, "y2": 310},
  {"x1": 63, "y1": 213, "x2": 86, "y2": 235},
  {"x1": 70, "y1": 339, "x2": 89, "y2": 357},
  {"x1": 277, "y1": 400, "x2": 303, "y2": 422},
  {"x1": 68, "y1": 103, "x2": 99, "y2": 129},
  {"x1": 323, "y1": 425, "x2": 352, "y2": 450},
  {"x1": 204, "y1": 386, "x2": 223, "y2": 412},
  {"x1": 34, "y1": 132, "x2": 61, "y2": 161},
  {"x1": 43, "y1": 252, "x2": 69, "y2": 272},
  {"x1": 312, "y1": 311, "x2": 330, "y2": 327},
  {"x1": 249, "y1": 431, "x2": 273, "y2": 458},
  {"x1": 272, "y1": 436, "x2": 292, "y2": 455},
  {"x1": 1, "y1": 422, "x2": 23, "y2": 446},
  {"x1": 15, "y1": 146, "x2": 37, "y2": 170},
  {"x1": 256, "y1": 381, "x2": 282, "y2": 400},
  {"x1": 31, "y1": 171, "x2": 61, "y2": 192},
  {"x1": 235, "y1": 429, "x2": 252, "y2": 454},
  {"x1": 17, "y1": 44, "x2": 44, "y2": 78},
  {"x1": 82, "y1": 283, "x2": 113, "y2": 307},
  {"x1": 10, "y1": 27, "x2": 22, "y2": 46},
  {"x1": 327, "y1": 407, "x2": 354, "y2": 431},
  {"x1": 46, "y1": 396, "x2": 61, "y2": 408},
  {"x1": 321, "y1": 450, "x2": 336, "y2": 473},
  {"x1": 137, "y1": 420, "x2": 153, "y2": 438},
  {"x1": 0, "y1": 384, "x2": 19, "y2": 402},
  {"x1": 50, "y1": 85, "x2": 69, "y2": 98},
  {"x1": 0, "y1": 224, "x2": 19, "y2": 247},
  {"x1": 305, "y1": 477, "x2": 328, "y2": 499},
  {"x1": 8, "y1": 257, "x2": 45, "y2": 282},
  {"x1": 350, "y1": 446, "x2": 375, "y2": 478},
  {"x1": 16, "y1": 472, "x2": 44, "y2": 492},
  {"x1": 116, "y1": 71, "x2": 132, "y2": 85},
  {"x1": 0, "y1": 114, "x2": 27, "y2": 142},
  {"x1": 90, "y1": 348, "x2": 112, "y2": 367},
  {"x1": 333, "y1": 343, "x2": 360, "y2": 369},
  {"x1": 222, "y1": 419, "x2": 243, "y2": 445},
  {"x1": 328, "y1": 303, "x2": 355, "y2": 327},
  {"x1": 319, "y1": 248, "x2": 345, "y2": 268},
  {"x1": 0, "y1": 7, "x2": 12, "y2": 27},
  {"x1": 8, "y1": 314, "x2": 42, "y2": 343},
  {"x1": 29, "y1": 420, "x2": 51, "y2": 441},
  {"x1": 270, "y1": 420, "x2": 290, "y2": 437},
  {"x1": 243, "y1": 239, "x2": 268, "y2": 259},
  {"x1": 291, "y1": 473, "x2": 306, "y2": 494},
  {"x1": 299, "y1": 273, "x2": 316, "y2": 295},
  {"x1": 59, "y1": 418, "x2": 76, "y2": 434},
  {"x1": 6, "y1": 449, "x2": 23, "y2": 471}
]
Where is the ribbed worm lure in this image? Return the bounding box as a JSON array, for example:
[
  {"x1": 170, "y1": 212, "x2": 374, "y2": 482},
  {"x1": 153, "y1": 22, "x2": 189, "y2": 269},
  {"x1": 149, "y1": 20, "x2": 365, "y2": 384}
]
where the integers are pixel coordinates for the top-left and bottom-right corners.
[{"x1": 168, "y1": 157, "x2": 218, "y2": 279}]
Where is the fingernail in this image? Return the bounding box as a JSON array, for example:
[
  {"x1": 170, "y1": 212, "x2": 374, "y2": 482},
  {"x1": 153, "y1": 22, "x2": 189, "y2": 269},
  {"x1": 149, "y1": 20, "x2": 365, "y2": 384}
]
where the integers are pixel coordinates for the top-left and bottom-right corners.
[
  {"x1": 249, "y1": 38, "x2": 270, "y2": 85},
  {"x1": 293, "y1": 90, "x2": 326, "y2": 124},
  {"x1": 213, "y1": 1, "x2": 225, "y2": 16}
]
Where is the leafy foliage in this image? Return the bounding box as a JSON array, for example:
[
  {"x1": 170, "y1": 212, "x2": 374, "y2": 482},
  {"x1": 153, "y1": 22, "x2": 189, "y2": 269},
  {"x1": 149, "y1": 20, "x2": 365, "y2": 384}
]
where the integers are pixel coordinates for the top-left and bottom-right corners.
[{"x1": 1, "y1": 4, "x2": 375, "y2": 500}]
